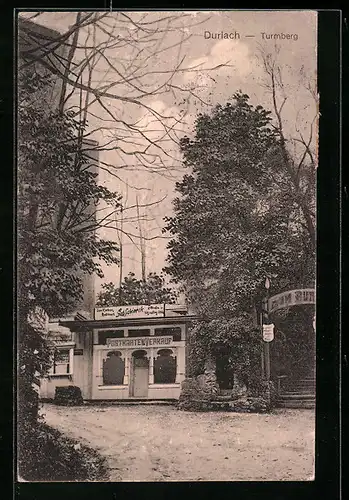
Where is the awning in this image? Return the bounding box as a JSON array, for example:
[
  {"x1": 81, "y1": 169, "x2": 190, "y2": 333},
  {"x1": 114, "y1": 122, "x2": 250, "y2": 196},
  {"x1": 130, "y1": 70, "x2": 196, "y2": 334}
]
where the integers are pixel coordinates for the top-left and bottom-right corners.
[{"x1": 59, "y1": 314, "x2": 200, "y2": 332}]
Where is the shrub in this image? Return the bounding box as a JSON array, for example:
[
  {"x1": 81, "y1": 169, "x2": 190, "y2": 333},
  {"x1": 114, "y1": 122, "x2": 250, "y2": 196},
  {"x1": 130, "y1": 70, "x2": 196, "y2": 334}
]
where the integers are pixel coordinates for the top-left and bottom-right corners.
[
  {"x1": 18, "y1": 422, "x2": 109, "y2": 481},
  {"x1": 54, "y1": 386, "x2": 83, "y2": 406},
  {"x1": 178, "y1": 396, "x2": 271, "y2": 413}
]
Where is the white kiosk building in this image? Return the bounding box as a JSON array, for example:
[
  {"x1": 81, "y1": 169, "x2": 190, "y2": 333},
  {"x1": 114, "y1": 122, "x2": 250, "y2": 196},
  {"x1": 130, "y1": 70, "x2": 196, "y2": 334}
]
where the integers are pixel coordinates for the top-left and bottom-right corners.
[{"x1": 40, "y1": 304, "x2": 197, "y2": 401}]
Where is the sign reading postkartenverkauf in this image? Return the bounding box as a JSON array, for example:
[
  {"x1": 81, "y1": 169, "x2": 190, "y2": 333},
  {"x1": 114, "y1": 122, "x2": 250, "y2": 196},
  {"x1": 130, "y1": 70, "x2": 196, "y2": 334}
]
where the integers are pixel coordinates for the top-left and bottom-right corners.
[
  {"x1": 94, "y1": 304, "x2": 165, "y2": 320},
  {"x1": 106, "y1": 336, "x2": 172, "y2": 348},
  {"x1": 267, "y1": 288, "x2": 315, "y2": 314}
]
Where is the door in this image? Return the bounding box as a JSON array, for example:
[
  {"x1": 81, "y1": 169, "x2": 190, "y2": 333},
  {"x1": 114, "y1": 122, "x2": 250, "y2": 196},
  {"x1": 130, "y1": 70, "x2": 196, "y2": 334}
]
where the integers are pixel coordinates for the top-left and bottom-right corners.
[{"x1": 132, "y1": 357, "x2": 149, "y2": 397}]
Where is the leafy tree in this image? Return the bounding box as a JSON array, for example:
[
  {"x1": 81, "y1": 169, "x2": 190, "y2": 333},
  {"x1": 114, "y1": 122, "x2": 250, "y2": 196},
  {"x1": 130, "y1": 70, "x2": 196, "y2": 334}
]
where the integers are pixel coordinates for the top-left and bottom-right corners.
[
  {"x1": 96, "y1": 272, "x2": 177, "y2": 306},
  {"x1": 164, "y1": 92, "x2": 315, "y2": 385},
  {"x1": 17, "y1": 70, "x2": 121, "y2": 450},
  {"x1": 18, "y1": 70, "x2": 120, "y2": 320}
]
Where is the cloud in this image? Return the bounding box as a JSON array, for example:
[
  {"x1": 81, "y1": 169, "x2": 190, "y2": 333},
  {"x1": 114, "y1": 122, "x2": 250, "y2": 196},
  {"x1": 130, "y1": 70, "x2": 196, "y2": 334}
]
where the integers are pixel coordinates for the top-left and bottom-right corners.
[
  {"x1": 211, "y1": 39, "x2": 251, "y2": 76},
  {"x1": 182, "y1": 38, "x2": 252, "y2": 88}
]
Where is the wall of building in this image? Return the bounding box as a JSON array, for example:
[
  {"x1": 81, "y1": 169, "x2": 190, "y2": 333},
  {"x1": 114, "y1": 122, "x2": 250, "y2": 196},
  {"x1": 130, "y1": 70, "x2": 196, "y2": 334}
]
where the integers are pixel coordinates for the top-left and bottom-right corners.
[
  {"x1": 40, "y1": 375, "x2": 74, "y2": 400},
  {"x1": 74, "y1": 140, "x2": 99, "y2": 316},
  {"x1": 18, "y1": 18, "x2": 68, "y2": 110},
  {"x1": 40, "y1": 319, "x2": 188, "y2": 401},
  {"x1": 72, "y1": 331, "x2": 94, "y2": 399},
  {"x1": 90, "y1": 322, "x2": 186, "y2": 400},
  {"x1": 91, "y1": 343, "x2": 185, "y2": 400},
  {"x1": 19, "y1": 21, "x2": 99, "y2": 319}
]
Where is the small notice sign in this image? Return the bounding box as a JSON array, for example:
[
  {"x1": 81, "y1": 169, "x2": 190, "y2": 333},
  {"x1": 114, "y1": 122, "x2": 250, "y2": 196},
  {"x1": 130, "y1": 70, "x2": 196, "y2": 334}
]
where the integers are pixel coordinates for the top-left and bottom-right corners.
[
  {"x1": 74, "y1": 348, "x2": 83, "y2": 355},
  {"x1": 262, "y1": 324, "x2": 274, "y2": 342}
]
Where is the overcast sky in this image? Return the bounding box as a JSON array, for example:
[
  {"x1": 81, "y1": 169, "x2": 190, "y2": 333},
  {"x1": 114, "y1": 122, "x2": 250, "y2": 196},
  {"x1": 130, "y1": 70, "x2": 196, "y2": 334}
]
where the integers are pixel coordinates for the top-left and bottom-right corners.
[{"x1": 20, "y1": 10, "x2": 317, "y2": 294}]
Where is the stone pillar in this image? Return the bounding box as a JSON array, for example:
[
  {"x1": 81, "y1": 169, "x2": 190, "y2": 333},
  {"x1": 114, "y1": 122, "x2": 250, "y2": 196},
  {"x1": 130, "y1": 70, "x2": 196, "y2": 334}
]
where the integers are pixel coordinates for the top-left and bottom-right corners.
[
  {"x1": 232, "y1": 372, "x2": 248, "y2": 400},
  {"x1": 148, "y1": 349, "x2": 154, "y2": 384},
  {"x1": 204, "y1": 355, "x2": 217, "y2": 379}
]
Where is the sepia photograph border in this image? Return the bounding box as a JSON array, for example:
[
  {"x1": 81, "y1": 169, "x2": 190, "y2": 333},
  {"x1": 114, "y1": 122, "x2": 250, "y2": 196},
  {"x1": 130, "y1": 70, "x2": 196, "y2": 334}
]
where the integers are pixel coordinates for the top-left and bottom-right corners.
[{"x1": 0, "y1": 4, "x2": 341, "y2": 500}]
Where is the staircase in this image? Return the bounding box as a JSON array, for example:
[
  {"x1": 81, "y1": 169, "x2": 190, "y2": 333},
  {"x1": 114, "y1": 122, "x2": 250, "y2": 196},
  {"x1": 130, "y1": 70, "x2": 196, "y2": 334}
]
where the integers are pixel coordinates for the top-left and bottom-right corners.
[{"x1": 276, "y1": 377, "x2": 315, "y2": 409}]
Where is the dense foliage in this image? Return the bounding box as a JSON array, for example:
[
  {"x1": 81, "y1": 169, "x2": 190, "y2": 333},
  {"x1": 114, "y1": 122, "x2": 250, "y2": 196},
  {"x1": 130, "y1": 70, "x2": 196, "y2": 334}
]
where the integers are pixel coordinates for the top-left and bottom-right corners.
[
  {"x1": 96, "y1": 272, "x2": 177, "y2": 306},
  {"x1": 17, "y1": 70, "x2": 121, "y2": 459},
  {"x1": 18, "y1": 421, "x2": 109, "y2": 481},
  {"x1": 164, "y1": 92, "x2": 315, "y2": 384},
  {"x1": 18, "y1": 71, "x2": 120, "y2": 320}
]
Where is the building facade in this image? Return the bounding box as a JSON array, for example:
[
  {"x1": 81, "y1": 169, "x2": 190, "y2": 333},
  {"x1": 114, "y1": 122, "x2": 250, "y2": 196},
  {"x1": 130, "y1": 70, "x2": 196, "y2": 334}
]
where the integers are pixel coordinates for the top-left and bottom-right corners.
[
  {"x1": 40, "y1": 304, "x2": 197, "y2": 401},
  {"x1": 19, "y1": 18, "x2": 99, "y2": 320}
]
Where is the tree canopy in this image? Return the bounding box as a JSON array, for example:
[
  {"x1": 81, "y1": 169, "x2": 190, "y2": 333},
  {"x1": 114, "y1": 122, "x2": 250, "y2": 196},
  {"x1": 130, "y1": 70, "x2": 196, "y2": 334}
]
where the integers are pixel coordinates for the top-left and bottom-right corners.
[
  {"x1": 164, "y1": 92, "x2": 315, "y2": 376},
  {"x1": 18, "y1": 71, "x2": 121, "y2": 319},
  {"x1": 96, "y1": 272, "x2": 177, "y2": 307}
]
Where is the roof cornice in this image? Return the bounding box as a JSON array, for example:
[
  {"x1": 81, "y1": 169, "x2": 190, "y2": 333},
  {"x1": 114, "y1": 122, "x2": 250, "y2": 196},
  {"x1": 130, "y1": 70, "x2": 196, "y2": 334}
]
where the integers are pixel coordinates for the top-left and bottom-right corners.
[{"x1": 59, "y1": 315, "x2": 200, "y2": 331}]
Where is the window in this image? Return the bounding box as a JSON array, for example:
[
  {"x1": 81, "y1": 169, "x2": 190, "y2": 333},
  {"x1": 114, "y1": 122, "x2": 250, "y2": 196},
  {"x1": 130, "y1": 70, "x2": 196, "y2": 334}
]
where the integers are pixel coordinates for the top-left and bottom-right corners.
[
  {"x1": 132, "y1": 349, "x2": 148, "y2": 358},
  {"x1": 98, "y1": 330, "x2": 124, "y2": 345},
  {"x1": 128, "y1": 329, "x2": 150, "y2": 337},
  {"x1": 103, "y1": 351, "x2": 125, "y2": 385},
  {"x1": 50, "y1": 347, "x2": 73, "y2": 375},
  {"x1": 154, "y1": 327, "x2": 182, "y2": 341},
  {"x1": 154, "y1": 349, "x2": 176, "y2": 384},
  {"x1": 132, "y1": 350, "x2": 149, "y2": 368}
]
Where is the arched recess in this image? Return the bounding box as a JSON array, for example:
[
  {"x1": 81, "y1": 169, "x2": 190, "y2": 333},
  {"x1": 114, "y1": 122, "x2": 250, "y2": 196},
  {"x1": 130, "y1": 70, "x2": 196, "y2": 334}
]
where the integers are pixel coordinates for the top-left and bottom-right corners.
[
  {"x1": 103, "y1": 350, "x2": 125, "y2": 385},
  {"x1": 154, "y1": 348, "x2": 176, "y2": 384},
  {"x1": 132, "y1": 349, "x2": 148, "y2": 359}
]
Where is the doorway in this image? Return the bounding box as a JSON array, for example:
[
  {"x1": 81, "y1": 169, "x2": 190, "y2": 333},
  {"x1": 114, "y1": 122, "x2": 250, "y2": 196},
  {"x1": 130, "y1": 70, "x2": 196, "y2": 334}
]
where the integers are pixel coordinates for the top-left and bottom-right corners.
[{"x1": 131, "y1": 350, "x2": 149, "y2": 398}]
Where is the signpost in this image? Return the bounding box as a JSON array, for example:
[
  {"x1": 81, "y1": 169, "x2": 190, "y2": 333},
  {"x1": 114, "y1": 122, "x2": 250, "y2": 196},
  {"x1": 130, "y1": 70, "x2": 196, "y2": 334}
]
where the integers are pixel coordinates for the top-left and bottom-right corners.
[
  {"x1": 261, "y1": 286, "x2": 315, "y2": 381},
  {"x1": 262, "y1": 278, "x2": 272, "y2": 381}
]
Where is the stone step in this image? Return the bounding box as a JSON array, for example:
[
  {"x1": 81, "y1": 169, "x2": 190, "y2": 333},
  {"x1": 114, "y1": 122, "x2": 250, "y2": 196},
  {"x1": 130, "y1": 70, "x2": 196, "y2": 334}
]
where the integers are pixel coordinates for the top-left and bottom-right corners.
[
  {"x1": 278, "y1": 393, "x2": 315, "y2": 400},
  {"x1": 276, "y1": 400, "x2": 315, "y2": 409},
  {"x1": 215, "y1": 395, "x2": 234, "y2": 402},
  {"x1": 283, "y1": 389, "x2": 315, "y2": 395},
  {"x1": 282, "y1": 383, "x2": 315, "y2": 392},
  {"x1": 288, "y1": 390, "x2": 315, "y2": 394},
  {"x1": 281, "y1": 384, "x2": 315, "y2": 390},
  {"x1": 83, "y1": 399, "x2": 177, "y2": 406},
  {"x1": 286, "y1": 378, "x2": 315, "y2": 384},
  {"x1": 286, "y1": 382, "x2": 315, "y2": 388}
]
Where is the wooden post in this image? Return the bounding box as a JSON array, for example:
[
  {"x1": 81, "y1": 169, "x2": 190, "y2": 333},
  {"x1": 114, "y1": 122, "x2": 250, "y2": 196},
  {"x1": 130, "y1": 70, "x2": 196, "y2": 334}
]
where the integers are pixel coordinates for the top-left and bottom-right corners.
[
  {"x1": 261, "y1": 348, "x2": 265, "y2": 379},
  {"x1": 124, "y1": 355, "x2": 130, "y2": 386},
  {"x1": 149, "y1": 349, "x2": 154, "y2": 384},
  {"x1": 264, "y1": 342, "x2": 271, "y2": 381},
  {"x1": 263, "y1": 288, "x2": 271, "y2": 382}
]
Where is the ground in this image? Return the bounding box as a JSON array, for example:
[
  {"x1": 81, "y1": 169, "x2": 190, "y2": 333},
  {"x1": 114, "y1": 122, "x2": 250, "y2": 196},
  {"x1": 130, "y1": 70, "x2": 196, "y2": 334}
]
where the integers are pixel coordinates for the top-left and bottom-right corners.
[{"x1": 40, "y1": 403, "x2": 315, "y2": 482}]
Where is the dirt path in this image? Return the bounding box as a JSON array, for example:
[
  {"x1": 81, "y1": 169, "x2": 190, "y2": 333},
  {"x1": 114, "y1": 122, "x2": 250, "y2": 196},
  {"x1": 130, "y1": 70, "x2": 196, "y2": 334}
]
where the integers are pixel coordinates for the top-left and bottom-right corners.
[{"x1": 41, "y1": 404, "x2": 315, "y2": 481}]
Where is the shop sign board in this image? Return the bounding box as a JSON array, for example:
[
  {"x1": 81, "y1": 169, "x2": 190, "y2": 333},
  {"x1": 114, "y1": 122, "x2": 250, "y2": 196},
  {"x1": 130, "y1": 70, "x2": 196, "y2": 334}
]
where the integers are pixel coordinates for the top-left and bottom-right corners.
[
  {"x1": 268, "y1": 289, "x2": 315, "y2": 314},
  {"x1": 106, "y1": 336, "x2": 173, "y2": 348},
  {"x1": 95, "y1": 304, "x2": 165, "y2": 321}
]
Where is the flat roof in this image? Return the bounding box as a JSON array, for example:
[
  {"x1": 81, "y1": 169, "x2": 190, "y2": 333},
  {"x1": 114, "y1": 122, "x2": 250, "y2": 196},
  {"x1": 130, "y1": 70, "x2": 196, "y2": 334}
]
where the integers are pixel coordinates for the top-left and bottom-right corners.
[{"x1": 59, "y1": 315, "x2": 200, "y2": 332}]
